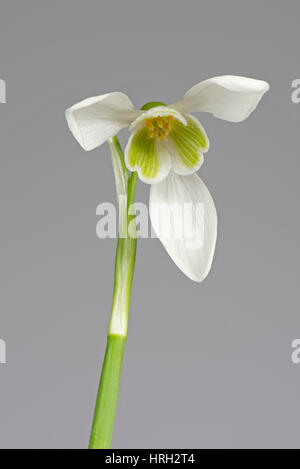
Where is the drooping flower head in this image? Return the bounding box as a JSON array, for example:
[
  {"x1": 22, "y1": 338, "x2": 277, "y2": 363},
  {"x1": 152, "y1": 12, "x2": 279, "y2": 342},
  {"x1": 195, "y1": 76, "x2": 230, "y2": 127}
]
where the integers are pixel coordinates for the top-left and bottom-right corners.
[
  {"x1": 66, "y1": 76, "x2": 269, "y2": 281},
  {"x1": 125, "y1": 104, "x2": 209, "y2": 183}
]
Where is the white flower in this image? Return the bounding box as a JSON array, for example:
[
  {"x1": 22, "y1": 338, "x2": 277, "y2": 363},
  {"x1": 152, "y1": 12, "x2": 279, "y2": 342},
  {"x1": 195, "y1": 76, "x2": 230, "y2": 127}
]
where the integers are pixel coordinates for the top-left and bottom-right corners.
[{"x1": 66, "y1": 76, "x2": 269, "y2": 282}]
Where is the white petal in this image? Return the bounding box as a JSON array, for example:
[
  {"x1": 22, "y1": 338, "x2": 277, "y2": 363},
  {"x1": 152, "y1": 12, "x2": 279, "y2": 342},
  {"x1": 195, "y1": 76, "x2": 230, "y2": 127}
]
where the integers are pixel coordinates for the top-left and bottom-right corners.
[
  {"x1": 150, "y1": 172, "x2": 217, "y2": 282},
  {"x1": 170, "y1": 143, "x2": 204, "y2": 176},
  {"x1": 65, "y1": 92, "x2": 141, "y2": 151},
  {"x1": 125, "y1": 128, "x2": 171, "y2": 184},
  {"x1": 171, "y1": 75, "x2": 270, "y2": 122},
  {"x1": 168, "y1": 115, "x2": 209, "y2": 176}
]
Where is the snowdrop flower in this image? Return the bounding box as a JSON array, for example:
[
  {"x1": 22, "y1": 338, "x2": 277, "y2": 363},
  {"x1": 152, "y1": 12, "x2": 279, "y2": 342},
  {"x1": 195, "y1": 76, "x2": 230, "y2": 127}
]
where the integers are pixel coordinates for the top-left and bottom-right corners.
[
  {"x1": 66, "y1": 76, "x2": 269, "y2": 282},
  {"x1": 66, "y1": 76, "x2": 269, "y2": 449}
]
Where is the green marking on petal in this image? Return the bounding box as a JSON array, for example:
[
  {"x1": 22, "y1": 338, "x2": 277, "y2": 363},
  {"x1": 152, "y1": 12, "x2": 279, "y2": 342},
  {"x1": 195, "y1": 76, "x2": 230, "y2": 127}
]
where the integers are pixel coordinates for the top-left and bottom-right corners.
[
  {"x1": 170, "y1": 117, "x2": 207, "y2": 169},
  {"x1": 172, "y1": 118, "x2": 207, "y2": 149},
  {"x1": 128, "y1": 127, "x2": 159, "y2": 180}
]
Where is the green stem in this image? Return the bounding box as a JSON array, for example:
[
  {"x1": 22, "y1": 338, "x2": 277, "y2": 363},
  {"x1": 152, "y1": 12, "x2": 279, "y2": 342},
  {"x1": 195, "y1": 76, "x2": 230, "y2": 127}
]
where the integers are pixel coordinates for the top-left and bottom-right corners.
[
  {"x1": 88, "y1": 139, "x2": 137, "y2": 449},
  {"x1": 88, "y1": 335, "x2": 126, "y2": 449}
]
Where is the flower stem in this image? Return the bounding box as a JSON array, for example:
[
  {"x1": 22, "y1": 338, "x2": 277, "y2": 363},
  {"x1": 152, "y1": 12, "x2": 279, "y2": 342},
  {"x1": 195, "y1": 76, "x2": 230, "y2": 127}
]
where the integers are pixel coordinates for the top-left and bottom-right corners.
[
  {"x1": 88, "y1": 335, "x2": 126, "y2": 449},
  {"x1": 88, "y1": 139, "x2": 137, "y2": 449}
]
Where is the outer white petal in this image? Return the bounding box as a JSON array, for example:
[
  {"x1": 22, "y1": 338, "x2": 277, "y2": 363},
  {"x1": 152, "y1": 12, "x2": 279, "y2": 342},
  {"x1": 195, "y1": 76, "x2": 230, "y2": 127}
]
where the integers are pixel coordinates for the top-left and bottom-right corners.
[
  {"x1": 65, "y1": 92, "x2": 141, "y2": 151},
  {"x1": 150, "y1": 172, "x2": 217, "y2": 282},
  {"x1": 171, "y1": 75, "x2": 270, "y2": 122}
]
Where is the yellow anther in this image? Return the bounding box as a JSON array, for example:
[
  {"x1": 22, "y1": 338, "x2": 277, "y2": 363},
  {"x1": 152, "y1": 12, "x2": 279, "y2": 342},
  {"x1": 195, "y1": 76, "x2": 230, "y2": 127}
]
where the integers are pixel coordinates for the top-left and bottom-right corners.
[
  {"x1": 145, "y1": 115, "x2": 173, "y2": 139},
  {"x1": 156, "y1": 116, "x2": 163, "y2": 128},
  {"x1": 145, "y1": 119, "x2": 155, "y2": 131},
  {"x1": 167, "y1": 115, "x2": 174, "y2": 126}
]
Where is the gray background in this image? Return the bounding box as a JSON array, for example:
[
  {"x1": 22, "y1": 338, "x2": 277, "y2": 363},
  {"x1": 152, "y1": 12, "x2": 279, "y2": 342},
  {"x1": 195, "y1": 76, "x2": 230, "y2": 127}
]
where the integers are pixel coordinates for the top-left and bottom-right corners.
[{"x1": 0, "y1": 0, "x2": 299, "y2": 449}]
